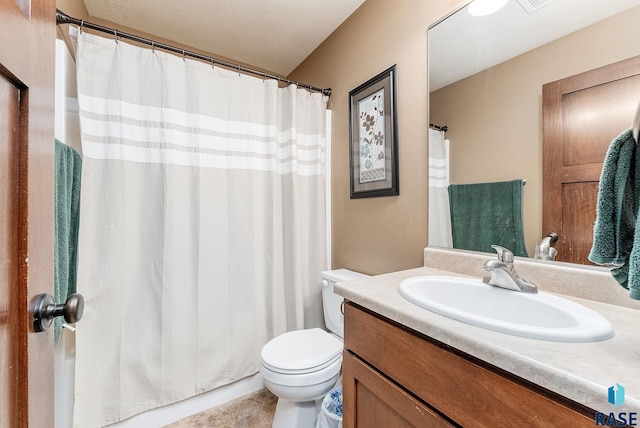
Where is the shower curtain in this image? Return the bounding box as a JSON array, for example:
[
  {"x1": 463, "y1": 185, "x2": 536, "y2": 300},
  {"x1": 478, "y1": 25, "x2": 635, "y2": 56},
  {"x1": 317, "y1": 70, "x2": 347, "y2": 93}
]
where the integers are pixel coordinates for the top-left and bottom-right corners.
[
  {"x1": 73, "y1": 32, "x2": 328, "y2": 427},
  {"x1": 428, "y1": 128, "x2": 452, "y2": 247}
]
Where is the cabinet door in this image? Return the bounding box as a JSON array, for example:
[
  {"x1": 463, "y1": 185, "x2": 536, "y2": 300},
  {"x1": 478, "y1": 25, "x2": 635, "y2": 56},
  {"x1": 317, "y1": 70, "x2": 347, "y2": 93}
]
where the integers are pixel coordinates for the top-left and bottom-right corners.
[{"x1": 342, "y1": 351, "x2": 455, "y2": 428}]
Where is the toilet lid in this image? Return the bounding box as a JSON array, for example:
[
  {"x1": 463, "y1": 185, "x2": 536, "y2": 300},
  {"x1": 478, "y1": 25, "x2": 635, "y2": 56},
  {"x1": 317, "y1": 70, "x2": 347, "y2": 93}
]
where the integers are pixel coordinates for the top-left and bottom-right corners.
[{"x1": 261, "y1": 328, "x2": 343, "y2": 372}]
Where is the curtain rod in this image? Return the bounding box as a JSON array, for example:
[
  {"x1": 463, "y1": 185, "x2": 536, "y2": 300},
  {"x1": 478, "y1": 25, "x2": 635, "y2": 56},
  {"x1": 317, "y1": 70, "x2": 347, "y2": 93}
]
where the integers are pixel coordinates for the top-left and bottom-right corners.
[
  {"x1": 55, "y1": 9, "x2": 332, "y2": 97},
  {"x1": 429, "y1": 123, "x2": 448, "y2": 133}
]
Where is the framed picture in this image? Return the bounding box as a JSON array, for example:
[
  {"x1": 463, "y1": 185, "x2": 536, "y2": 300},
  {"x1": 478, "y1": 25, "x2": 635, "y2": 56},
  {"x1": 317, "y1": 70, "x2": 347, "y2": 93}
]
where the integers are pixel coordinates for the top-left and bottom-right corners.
[{"x1": 349, "y1": 65, "x2": 398, "y2": 199}]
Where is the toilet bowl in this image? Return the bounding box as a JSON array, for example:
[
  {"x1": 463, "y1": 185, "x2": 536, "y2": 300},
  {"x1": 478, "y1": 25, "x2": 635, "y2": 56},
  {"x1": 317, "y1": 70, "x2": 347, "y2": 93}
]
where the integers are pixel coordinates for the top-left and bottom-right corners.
[{"x1": 260, "y1": 269, "x2": 369, "y2": 428}]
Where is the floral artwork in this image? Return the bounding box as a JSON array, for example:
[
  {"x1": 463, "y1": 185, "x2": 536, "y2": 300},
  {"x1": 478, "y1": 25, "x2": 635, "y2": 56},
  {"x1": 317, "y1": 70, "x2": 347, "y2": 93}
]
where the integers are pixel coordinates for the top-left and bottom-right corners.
[
  {"x1": 357, "y1": 89, "x2": 386, "y2": 183},
  {"x1": 348, "y1": 65, "x2": 397, "y2": 198}
]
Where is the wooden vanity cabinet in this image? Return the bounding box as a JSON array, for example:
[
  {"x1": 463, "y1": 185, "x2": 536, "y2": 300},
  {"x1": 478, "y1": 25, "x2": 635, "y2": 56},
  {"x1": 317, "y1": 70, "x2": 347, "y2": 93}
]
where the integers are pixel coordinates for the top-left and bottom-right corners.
[{"x1": 342, "y1": 302, "x2": 595, "y2": 428}]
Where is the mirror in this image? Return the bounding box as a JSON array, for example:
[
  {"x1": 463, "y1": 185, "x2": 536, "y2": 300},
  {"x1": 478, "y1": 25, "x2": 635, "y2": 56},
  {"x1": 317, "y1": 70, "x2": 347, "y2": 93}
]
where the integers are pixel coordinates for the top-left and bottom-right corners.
[{"x1": 428, "y1": 0, "x2": 640, "y2": 263}]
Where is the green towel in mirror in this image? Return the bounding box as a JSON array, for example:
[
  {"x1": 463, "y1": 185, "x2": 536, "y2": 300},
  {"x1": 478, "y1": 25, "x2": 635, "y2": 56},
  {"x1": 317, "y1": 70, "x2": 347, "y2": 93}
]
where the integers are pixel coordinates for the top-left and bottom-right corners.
[{"x1": 448, "y1": 179, "x2": 528, "y2": 257}]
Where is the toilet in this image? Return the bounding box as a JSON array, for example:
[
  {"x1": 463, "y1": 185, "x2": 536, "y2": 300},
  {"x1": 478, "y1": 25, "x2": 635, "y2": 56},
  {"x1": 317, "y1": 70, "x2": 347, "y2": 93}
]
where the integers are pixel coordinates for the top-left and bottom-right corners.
[{"x1": 260, "y1": 269, "x2": 369, "y2": 428}]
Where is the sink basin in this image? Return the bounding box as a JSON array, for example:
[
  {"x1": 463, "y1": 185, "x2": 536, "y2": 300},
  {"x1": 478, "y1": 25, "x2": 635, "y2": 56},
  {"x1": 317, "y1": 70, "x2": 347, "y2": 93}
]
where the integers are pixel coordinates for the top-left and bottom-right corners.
[{"x1": 398, "y1": 276, "x2": 614, "y2": 342}]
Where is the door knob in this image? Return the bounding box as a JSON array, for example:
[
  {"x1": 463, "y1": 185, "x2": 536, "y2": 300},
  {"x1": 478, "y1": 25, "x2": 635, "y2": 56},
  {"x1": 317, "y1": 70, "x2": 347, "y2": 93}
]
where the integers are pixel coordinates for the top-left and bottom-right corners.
[{"x1": 31, "y1": 293, "x2": 84, "y2": 333}]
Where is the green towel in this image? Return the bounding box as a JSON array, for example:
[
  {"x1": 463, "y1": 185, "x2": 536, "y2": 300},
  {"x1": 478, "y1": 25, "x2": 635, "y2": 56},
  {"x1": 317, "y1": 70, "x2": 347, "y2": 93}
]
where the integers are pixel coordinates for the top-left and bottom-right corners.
[
  {"x1": 588, "y1": 129, "x2": 640, "y2": 300},
  {"x1": 448, "y1": 179, "x2": 528, "y2": 257},
  {"x1": 55, "y1": 139, "x2": 82, "y2": 344}
]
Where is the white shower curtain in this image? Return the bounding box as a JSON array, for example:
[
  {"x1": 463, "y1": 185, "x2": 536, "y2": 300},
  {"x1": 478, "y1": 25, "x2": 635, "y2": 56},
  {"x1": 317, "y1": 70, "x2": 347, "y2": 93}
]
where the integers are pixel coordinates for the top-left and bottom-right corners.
[
  {"x1": 428, "y1": 128, "x2": 452, "y2": 247},
  {"x1": 73, "y1": 32, "x2": 328, "y2": 427}
]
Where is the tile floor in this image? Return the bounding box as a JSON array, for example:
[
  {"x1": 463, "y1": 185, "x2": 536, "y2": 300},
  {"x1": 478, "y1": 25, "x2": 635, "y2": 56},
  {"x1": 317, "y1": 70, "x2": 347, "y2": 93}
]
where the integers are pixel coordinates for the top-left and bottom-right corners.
[{"x1": 164, "y1": 388, "x2": 277, "y2": 428}]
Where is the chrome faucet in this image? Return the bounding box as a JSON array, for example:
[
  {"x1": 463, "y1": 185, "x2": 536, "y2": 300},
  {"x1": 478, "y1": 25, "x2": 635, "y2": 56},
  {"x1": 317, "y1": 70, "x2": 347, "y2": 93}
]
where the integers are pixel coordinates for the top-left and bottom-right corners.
[
  {"x1": 482, "y1": 245, "x2": 538, "y2": 293},
  {"x1": 534, "y1": 232, "x2": 558, "y2": 261}
]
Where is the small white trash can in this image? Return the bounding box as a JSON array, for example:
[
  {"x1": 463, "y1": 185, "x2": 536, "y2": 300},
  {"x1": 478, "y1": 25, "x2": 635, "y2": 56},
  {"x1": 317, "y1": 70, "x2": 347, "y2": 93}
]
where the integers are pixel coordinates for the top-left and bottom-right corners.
[{"x1": 316, "y1": 387, "x2": 343, "y2": 428}]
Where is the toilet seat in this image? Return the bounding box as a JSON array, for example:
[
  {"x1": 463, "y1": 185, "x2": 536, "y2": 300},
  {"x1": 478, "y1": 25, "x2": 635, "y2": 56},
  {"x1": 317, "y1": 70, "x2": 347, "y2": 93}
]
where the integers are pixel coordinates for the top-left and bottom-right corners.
[
  {"x1": 261, "y1": 352, "x2": 342, "y2": 375},
  {"x1": 260, "y1": 328, "x2": 343, "y2": 387},
  {"x1": 261, "y1": 328, "x2": 343, "y2": 373},
  {"x1": 261, "y1": 356, "x2": 342, "y2": 387}
]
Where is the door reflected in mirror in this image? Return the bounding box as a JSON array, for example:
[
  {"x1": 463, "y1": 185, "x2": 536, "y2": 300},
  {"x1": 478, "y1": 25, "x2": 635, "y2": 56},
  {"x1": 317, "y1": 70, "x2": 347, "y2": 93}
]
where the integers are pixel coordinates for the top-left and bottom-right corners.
[{"x1": 428, "y1": 0, "x2": 640, "y2": 264}]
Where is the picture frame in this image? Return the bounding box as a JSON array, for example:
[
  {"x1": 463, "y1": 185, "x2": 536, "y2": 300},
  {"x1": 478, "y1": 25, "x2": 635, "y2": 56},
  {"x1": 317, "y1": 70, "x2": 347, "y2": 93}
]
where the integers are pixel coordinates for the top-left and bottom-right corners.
[{"x1": 349, "y1": 65, "x2": 399, "y2": 199}]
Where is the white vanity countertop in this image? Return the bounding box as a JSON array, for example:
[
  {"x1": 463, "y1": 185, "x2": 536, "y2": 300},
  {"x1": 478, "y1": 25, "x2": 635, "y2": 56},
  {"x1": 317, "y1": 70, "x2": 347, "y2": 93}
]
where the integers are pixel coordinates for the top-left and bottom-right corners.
[{"x1": 335, "y1": 266, "x2": 640, "y2": 415}]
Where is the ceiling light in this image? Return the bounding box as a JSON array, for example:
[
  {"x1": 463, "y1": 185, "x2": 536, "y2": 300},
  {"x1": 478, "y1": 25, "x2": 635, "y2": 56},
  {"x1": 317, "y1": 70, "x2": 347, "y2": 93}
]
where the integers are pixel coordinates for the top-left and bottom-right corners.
[{"x1": 468, "y1": 0, "x2": 509, "y2": 16}]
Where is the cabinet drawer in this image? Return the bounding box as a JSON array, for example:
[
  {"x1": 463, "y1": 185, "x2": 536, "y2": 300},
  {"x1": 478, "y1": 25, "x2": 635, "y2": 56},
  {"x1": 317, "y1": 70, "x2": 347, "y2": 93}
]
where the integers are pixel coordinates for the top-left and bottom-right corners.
[{"x1": 344, "y1": 303, "x2": 594, "y2": 428}]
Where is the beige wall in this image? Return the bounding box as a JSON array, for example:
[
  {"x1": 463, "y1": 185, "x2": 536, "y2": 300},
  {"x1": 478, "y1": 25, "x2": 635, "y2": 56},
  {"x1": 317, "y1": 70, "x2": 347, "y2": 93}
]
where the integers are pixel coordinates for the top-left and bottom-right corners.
[
  {"x1": 56, "y1": 0, "x2": 89, "y2": 20},
  {"x1": 430, "y1": 6, "x2": 640, "y2": 256},
  {"x1": 290, "y1": 0, "x2": 466, "y2": 275}
]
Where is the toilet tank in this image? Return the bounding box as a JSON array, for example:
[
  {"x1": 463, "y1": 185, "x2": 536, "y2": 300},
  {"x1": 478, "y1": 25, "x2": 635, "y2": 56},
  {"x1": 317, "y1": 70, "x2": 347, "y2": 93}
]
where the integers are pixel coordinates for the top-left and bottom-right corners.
[{"x1": 321, "y1": 269, "x2": 369, "y2": 339}]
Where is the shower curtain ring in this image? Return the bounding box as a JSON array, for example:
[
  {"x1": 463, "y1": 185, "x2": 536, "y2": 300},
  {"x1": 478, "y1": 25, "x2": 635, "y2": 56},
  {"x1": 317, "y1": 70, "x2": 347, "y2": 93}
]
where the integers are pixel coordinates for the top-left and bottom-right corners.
[
  {"x1": 237, "y1": 64, "x2": 241, "y2": 77},
  {"x1": 151, "y1": 41, "x2": 155, "y2": 53},
  {"x1": 182, "y1": 49, "x2": 186, "y2": 61},
  {"x1": 211, "y1": 58, "x2": 215, "y2": 70},
  {"x1": 113, "y1": 29, "x2": 118, "y2": 44},
  {"x1": 80, "y1": 19, "x2": 84, "y2": 33}
]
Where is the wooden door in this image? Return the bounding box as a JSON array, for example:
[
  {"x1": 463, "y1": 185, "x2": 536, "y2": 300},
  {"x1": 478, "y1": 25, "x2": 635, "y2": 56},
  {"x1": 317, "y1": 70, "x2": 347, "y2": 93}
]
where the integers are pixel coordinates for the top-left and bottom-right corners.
[
  {"x1": 0, "y1": 0, "x2": 56, "y2": 426},
  {"x1": 543, "y1": 56, "x2": 640, "y2": 264}
]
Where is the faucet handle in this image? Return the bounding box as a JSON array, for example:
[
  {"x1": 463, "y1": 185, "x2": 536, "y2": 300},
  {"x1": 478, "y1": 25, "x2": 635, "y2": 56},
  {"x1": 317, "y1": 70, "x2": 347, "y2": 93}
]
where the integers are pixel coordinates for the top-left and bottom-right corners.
[{"x1": 491, "y1": 245, "x2": 514, "y2": 265}]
